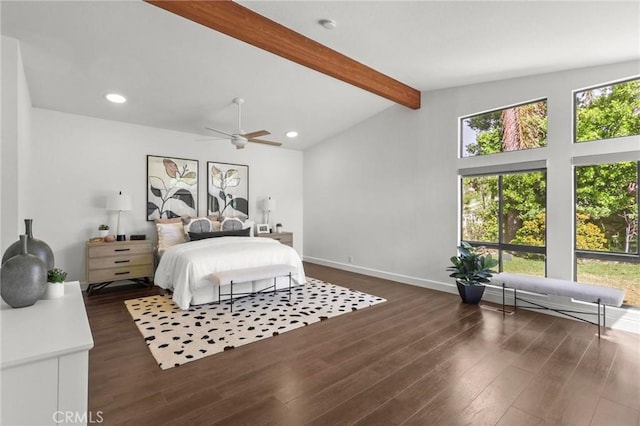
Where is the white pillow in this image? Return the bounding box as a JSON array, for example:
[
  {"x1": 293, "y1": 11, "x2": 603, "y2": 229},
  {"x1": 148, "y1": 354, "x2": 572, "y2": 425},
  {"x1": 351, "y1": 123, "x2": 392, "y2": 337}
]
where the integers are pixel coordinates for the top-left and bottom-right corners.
[
  {"x1": 243, "y1": 220, "x2": 255, "y2": 237},
  {"x1": 157, "y1": 222, "x2": 186, "y2": 252}
]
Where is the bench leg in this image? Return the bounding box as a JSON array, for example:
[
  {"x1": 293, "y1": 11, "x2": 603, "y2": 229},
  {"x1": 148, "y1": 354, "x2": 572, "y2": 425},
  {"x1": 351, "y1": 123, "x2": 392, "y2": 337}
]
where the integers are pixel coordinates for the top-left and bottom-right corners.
[
  {"x1": 598, "y1": 298, "x2": 601, "y2": 339},
  {"x1": 230, "y1": 280, "x2": 234, "y2": 312},
  {"x1": 514, "y1": 288, "x2": 517, "y2": 311}
]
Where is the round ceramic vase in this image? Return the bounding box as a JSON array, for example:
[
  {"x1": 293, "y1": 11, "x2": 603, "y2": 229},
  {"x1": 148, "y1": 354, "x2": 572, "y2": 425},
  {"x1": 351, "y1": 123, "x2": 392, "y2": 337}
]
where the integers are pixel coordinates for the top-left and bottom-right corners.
[
  {"x1": 2, "y1": 219, "x2": 55, "y2": 270},
  {"x1": 1, "y1": 235, "x2": 47, "y2": 308}
]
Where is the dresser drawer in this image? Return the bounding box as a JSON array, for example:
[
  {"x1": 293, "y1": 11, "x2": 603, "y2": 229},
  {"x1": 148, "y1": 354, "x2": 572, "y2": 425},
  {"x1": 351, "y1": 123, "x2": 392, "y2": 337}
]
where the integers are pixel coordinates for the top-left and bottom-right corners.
[
  {"x1": 88, "y1": 243, "x2": 151, "y2": 258},
  {"x1": 87, "y1": 264, "x2": 153, "y2": 284},
  {"x1": 88, "y1": 253, "x2": 153, "y2": 270}
]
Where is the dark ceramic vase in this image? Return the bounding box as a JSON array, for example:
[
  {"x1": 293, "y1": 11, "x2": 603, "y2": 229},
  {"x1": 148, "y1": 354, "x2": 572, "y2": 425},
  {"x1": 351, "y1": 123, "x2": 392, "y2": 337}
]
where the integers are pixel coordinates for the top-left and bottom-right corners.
[
  {"x1": 456, "y1": 280, "x2": 486, "y2": 304},
  {"x1": 1, "y1": 235, "x2": 47, "y2": 308},
  {"x1": 2, "y1": 219, "x2": 54, "y2": 270}
]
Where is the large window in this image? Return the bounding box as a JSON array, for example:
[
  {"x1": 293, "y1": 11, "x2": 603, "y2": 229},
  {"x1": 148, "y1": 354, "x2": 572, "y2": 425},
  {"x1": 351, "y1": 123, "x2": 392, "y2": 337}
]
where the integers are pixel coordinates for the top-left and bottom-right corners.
[
  {"x1": 575, "y1": 161, "x2": 639, "y2": 306},
  {"x1": 460, "y1": 100, "x2": 547, "y2": 158},
  {"x1": 462, "y1": 170, "x2": 546, "y2": 276},
  {"x1": 575, "y1": 78, "x2": 640, "y2": 143}
]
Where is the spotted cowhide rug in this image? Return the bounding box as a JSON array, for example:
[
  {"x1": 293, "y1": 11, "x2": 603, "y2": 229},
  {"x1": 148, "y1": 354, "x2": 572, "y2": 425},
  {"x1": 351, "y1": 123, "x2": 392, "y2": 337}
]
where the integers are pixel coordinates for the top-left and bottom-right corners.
[{"x1": 124, "y1": 277, "x2": 386, "y2": 369}]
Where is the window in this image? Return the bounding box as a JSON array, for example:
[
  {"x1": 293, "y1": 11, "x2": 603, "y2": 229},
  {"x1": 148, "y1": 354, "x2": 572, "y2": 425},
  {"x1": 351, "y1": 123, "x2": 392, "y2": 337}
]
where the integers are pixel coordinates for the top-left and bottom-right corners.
[
  {"x1": 460, "y1": 100, "x2": 547, "y2": 158},
  {"x1": 575, "y1": 161, "x2": 639, "y2": 306},
  {"x1": 575, "y1": 78, "x2": 640, "y2": 143},
  {"x1": 461, "y1": 170, "x2": 546, "y2": 276}
]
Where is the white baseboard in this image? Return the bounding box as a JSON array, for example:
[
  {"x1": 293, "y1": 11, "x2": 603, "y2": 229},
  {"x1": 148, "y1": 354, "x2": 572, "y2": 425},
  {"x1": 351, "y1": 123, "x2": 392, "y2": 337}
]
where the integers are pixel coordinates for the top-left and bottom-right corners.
[{"x1": 303, "y1": 256, "x2": 640, "y2": 336}]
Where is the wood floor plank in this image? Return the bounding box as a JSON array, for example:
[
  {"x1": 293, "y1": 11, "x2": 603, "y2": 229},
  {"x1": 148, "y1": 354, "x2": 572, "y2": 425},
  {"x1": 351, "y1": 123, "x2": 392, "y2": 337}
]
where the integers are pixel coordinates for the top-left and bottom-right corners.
[
  {"x1": 590, "y1": 397, "x2": 640, "y2": 426},
  {"x1": 82, "y1": 263, "x2": 640, "y2": 425},
  {"x1": 543, "y1": 336, "x2": 619, "y2": 425},
  {"x1": 512, "y1": 331, "x2": 594, "y2": 417},
  {"x1": 304, "y1": 312, "x2": 525, "y2": 426},
  {"x1": 600, "y1": 337, "x2": 640, "y2": 411},
  {"x1": 455, "y1": 366, "x2": 533, "y2": 425},
  {"x1": 496, "y1": 407, "x2": 544, "y2": 426},
  {"x1": 398, "y1": 314, "x2": 542, "y2": 426}
]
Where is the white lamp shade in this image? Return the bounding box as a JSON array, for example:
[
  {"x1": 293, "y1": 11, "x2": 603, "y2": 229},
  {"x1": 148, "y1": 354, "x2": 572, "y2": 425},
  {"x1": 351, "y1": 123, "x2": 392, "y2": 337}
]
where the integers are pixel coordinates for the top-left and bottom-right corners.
[
  {"x1": 264, "y1": 197, "x2": 276, "y2": 212},
  {"x1": 106, "y1": 192, "x2": 132, "y2": 211}
]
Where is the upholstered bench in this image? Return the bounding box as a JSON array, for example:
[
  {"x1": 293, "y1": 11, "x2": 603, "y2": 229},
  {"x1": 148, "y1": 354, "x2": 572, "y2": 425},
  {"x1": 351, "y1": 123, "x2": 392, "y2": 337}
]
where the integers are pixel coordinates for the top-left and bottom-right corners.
[
  {"x1": 494, "y1": 272, "x2": 625, "y2": 338},
  {"x1": 209, "y1": 264, "x2": 295, "y2": 311}
]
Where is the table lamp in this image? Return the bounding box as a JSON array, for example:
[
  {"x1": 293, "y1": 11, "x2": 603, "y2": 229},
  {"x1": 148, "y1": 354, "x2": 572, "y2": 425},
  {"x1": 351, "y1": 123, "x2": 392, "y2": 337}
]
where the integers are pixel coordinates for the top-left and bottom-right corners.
[
  {"x1": 107, "y1": 191, "x2": 132, "y2": 241},
  {"x1": 264, "y1": 197, "x2": 275, "y2": 231}
]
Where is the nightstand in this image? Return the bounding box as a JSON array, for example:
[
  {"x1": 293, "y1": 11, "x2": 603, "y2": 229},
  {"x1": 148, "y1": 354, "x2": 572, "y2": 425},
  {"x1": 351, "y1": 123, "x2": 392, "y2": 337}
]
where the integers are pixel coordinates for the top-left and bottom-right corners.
[
  {"x1": 86, "y1": 239, "x2": 154, "y2": 295},
  {"x1": 258, "y1": 232, "x2": 293, "y2": 247}
]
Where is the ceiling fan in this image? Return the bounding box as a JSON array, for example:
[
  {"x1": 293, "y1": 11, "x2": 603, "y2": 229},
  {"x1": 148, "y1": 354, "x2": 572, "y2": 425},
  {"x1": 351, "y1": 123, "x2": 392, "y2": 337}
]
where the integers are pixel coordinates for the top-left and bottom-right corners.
[{"x1": 204, "y1": 98, "x2": 282, "y2": 149}]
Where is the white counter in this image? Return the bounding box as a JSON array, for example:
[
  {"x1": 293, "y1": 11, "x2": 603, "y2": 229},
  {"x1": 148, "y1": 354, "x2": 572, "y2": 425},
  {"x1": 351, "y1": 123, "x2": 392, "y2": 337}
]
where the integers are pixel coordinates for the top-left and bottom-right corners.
[{"x1": 1, "y1": 281, "x2": 94, "y2": 426}]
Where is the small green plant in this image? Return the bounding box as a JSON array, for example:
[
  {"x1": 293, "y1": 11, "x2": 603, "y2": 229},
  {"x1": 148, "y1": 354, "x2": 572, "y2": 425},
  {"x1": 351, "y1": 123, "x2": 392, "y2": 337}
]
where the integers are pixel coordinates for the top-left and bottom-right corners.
[
  {"x1": 98, "y1": 224, "x2": 109, "y2": 230},
  {"x1": 47, "y1": 268, "x2": 68, "y2": 283},
  {"x1": 447, "y1": 241, "x2": 498, "y2": 286}
]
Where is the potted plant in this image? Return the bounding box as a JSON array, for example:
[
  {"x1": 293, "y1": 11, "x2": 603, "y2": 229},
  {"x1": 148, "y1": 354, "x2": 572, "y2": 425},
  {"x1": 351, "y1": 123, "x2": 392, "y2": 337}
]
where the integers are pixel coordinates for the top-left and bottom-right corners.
[
  {"x1": 446, "y1": 241, "x2": 498, "y2": 304},
  {"x1": 44, "y1": 267, "x2": 67, "y2": 299},
  {"x1": 275, "y1": 223, "x2": 283, "y2": 233},
  {"x1": 98, "y1": 224, "x2": 109, "y2": 238}
]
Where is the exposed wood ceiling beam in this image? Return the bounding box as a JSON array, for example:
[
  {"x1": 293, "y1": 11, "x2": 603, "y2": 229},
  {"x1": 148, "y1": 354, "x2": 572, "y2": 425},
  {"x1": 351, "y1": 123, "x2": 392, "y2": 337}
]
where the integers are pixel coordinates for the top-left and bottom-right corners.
[{"x1": 145, "y1": 0, "x2": 421, "y2": 109}]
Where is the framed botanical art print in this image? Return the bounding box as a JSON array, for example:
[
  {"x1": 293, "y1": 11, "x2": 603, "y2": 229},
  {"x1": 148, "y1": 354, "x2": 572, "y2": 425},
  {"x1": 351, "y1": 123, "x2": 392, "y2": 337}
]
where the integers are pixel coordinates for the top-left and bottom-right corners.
[
  {"x1": 207, "y1": 162, "x2": 249, "y2": 220},
  {"x1": 147, "y1": 155, "x2": 198, "y2": 221}
]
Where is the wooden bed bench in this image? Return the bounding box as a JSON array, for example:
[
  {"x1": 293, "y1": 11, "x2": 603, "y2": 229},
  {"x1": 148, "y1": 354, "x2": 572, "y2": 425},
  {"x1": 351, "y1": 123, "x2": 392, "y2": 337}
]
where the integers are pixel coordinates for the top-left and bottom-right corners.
[
  {"x1": 209, "y1": 264, "x2": 295, "y2": 311},
  {"x1": 494, "y1": 272, "x2": 625, "y2": 338}
]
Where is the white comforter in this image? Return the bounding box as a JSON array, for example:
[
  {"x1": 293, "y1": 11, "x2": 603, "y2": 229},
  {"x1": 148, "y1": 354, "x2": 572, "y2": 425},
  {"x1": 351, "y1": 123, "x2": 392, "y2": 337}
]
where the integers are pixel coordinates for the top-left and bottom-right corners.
[{"x1": 155, "y1": 237, "x2": 306, "y2": 310}]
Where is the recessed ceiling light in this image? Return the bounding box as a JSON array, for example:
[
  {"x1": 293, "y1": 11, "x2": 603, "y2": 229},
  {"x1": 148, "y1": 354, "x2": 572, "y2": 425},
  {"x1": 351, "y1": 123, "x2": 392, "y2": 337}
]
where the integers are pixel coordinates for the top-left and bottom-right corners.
[
  {"x1": 105, "y1": 93, "x2": 127, "y2": 104},
  {"x1": 318, "y1": 19, "x2": 337, "y2": 30},
  {"x1": 286, "y1": 131, "x2": 298, "y2": 138}
]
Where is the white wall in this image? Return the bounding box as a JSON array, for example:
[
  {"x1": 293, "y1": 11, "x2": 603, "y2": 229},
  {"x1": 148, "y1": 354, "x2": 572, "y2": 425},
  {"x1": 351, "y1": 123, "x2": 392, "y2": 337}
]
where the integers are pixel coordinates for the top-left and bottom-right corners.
[
  {"x1": 18, "y1": 108, "x2": 303, "y2": 282},
  {"x1": 1, "y1": 36, "x2": 32, "y2": 253},
  {"x1": 304, "y1": 60, "x2": 640, "y2": 332}
]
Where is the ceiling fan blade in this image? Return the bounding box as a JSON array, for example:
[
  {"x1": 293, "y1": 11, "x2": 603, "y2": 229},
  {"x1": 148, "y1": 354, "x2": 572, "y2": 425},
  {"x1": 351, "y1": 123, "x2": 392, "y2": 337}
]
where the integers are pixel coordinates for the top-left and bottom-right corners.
[
  {"x1": 205, "y1": 126, "x2": 234, "y2": 137},
  {"x1": 248, "y1": 138, "x2": 283, "y2": 147},
  {"x1": 242, "y1": 130, "x2": 270, "y2": 139}
]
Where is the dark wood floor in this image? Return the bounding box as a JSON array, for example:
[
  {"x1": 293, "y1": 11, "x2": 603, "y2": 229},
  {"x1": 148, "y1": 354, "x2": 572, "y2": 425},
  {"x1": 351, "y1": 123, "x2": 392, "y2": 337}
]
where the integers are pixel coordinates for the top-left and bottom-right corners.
[{"x1": 85, "y1": 262, "x2": 640, "y2": 425}]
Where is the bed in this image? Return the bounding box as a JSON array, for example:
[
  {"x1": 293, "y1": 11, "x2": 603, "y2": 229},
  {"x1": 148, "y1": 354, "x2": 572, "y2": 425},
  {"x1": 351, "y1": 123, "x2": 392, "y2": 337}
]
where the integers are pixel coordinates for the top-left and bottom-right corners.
[{"x1": 154, "y1": 236, "x2": 306, "y2": 310}]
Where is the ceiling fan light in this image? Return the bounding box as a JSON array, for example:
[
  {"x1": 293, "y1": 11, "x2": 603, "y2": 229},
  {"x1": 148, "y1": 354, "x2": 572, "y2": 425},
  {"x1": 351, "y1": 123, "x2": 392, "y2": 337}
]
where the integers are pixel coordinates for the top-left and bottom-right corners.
[
  {"x1": 231, "y1": 137, "x2": 247, "y2": 149},
  {"x1": 286, "y1": 131, "x2": 298, "y2": 138}
]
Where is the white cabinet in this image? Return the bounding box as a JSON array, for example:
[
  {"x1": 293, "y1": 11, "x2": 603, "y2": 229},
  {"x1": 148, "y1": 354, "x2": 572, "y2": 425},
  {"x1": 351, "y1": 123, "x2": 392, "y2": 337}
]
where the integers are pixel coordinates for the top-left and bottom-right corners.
[{"x1": 1, "y1": 282, "x2": 94, "y2": 426}]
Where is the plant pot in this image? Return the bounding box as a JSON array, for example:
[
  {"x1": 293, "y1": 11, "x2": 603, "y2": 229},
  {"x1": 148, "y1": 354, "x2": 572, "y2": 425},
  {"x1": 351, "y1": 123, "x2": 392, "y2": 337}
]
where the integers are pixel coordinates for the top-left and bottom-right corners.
[
  {"x1": 456, "y1": 280, "x2": 485, "y2": 304},
  {"x1": 98, "y1": 230, "x2": 109, "y2": 238},
  {"x1": 43, "y1": 282, "x2": 65, "y2": 299}
]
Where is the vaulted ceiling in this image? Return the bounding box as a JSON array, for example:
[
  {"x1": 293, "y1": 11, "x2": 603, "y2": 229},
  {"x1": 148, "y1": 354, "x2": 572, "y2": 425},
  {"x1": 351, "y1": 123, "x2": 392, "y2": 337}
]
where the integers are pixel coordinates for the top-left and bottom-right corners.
[{"x1": 2, "y1": 1, "x2": 639, "y2": 150}]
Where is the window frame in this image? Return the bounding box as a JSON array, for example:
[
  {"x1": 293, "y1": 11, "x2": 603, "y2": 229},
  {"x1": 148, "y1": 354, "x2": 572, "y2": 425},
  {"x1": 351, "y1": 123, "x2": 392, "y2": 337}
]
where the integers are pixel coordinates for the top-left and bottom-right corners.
[
  {"x1": 459, "y1": 98, "x2": 548, "y2": 158},
  {"x1": 574, "y1": 161, "x2": 640, "y2": 278},
  {"x1": 573, "y1": 76, "x2": 640, "y2": 144},
  {"x1": 460, "y1": 168, "x2": 548, "y2": 275}
]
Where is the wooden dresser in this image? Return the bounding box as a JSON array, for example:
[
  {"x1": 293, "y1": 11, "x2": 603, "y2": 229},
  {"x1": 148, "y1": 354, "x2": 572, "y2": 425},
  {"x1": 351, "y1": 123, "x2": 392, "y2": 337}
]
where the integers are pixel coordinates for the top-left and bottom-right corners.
[
  {"x1": 258, "y1": 231, "x2": 293, "y2": 247},
  {"x1": 86, "y1": 239, "x2": 153, "y2": 295}
]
